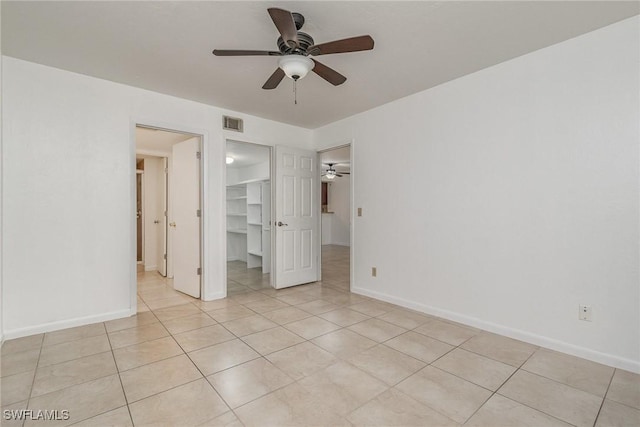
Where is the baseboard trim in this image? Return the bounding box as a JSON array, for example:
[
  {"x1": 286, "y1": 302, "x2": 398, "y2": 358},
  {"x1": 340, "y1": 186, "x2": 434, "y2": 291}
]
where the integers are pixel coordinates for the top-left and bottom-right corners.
[
  {"x1": 352, "y1": 286, "x2": 640, "y2": 373},
  {"x1": 2, "y1": 308, "x2": 135, "y2": 340},
  {"x1": 203, "y1": 291, "x2": 226, "y2": 301}
]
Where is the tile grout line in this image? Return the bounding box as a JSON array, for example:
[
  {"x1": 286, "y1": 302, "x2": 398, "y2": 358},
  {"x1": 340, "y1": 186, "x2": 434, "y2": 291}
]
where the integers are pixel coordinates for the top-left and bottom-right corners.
[
  {"x1": 104, "y1": 325, "x2": 136, "y2": 427},
  {"x1": 591, "y1": 368, "x2": 616, "y2": 427}
]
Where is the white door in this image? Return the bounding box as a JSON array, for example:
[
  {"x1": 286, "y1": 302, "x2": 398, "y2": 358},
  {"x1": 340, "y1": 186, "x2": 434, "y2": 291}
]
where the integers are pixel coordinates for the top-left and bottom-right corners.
[
  {"x1": 171, "y1": 138, "x2": 201, "y2": 298},
  {"x1": 274, "y1": 145, "x2": 319, "y2": 288},
  {"x1": 158, "y1": 157, "x2": 168, "y2": 277}
]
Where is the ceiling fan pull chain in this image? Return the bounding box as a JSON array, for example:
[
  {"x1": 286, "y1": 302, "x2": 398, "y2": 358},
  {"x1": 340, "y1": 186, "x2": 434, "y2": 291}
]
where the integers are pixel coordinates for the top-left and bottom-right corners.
[{"x1": 293, "y1": 79, "x2": 298, "y2": 105}]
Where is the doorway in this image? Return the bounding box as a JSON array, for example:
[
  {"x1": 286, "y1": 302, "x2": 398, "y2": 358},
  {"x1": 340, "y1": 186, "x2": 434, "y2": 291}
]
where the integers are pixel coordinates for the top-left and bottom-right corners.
[
  {"x1": 225, "y1": 140, "x2": 272, "y2": 295},
  {"x1": 319, "y1": 145, "x2": 352, "y2": 291},
  {"x1": 135, "y1": 125, "x2": 203, "y2": 304}
]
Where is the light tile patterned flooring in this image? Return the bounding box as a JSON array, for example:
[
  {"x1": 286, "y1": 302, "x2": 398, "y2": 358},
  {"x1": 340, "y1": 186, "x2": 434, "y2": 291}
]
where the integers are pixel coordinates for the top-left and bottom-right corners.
[{"x1": 2, "y1": 245, "x2": 639, "y2": 426}]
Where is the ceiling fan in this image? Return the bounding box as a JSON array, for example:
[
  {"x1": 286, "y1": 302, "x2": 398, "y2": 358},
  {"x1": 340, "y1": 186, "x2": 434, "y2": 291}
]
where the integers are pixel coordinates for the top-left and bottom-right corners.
[
  {"x1": 212, "y1": 8, "x2": 374, "y2": 89},
  {"x1": 322, "y1": 163, "x2": 350, "y2": 180}
]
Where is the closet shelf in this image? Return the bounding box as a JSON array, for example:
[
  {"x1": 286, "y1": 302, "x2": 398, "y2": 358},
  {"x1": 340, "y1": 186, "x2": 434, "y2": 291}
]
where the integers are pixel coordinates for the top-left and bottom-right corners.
[{"x1": 227, "y1": 228, "x2": 247, "y2": 234}]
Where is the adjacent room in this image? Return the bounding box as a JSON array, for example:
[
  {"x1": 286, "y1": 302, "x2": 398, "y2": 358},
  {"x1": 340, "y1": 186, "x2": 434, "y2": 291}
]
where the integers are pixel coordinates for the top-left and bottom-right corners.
[{"x1": 1, "y1": 1, "x2": 638, "y2": 426}]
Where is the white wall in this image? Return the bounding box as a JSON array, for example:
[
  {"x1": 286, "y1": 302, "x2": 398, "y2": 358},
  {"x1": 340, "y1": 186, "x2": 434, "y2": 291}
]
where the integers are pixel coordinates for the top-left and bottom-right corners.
[
  {"x1": 1, "y1": 56, "x2": 312, "y2": 338},
  {"x1": 327, "y1": 177, "x2": 351, "y2": 246},
  {"x1": 313, "y1": 17, "x2": 640, "y2": 371}
]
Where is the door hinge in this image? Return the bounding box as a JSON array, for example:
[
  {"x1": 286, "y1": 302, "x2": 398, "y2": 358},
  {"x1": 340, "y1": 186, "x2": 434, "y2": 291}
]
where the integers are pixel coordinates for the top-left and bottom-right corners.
[
  {"x1": 164, "y1": 210, "x2": 167, "y2": 217},
  {"x1": 164, "y1": 167, "x2": 168, "y2": 174},
  {"x1": 196, "y1": 209, "x2": 201, "y2": 217},
  {"x1": 196, "y1": 151, "x2": 201, "y2": 160},
  {"x1": 163, "y1": 253, "x2": 167, "y2": 260},
  {"x1": 197, "y1": 267, "x2": 202, "y2": 275}
]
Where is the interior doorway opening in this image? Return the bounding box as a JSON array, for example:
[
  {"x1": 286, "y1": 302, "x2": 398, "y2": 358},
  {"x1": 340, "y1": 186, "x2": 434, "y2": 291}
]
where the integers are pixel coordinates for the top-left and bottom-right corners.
[
  {"x1": 319, "y1": 144, "x2": 352, "y2": 291},
  {"x1": 225, "y1": 140, "x2": 273, "y2": 295},
  {"x1": 135, "y1": 125, "x2": 203, "y2": 309}
]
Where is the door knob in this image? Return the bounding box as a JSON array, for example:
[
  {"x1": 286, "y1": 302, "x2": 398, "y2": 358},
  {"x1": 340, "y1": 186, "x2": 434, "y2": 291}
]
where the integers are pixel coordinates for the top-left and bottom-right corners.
[
  {"x1": 277, "y1": 221, "x2": 288, "y2": 227},
  {"x1": 169, "y1": 222, "x2": 176, "y2": 228},
  {"x1": 153, "y1": 220, "x2": 160, "y2": 224}
]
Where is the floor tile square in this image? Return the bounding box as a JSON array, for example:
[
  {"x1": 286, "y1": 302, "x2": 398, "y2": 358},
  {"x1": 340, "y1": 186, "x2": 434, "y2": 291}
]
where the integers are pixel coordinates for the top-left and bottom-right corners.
[
  {"x1": 1, "y1": 371, "x2": 35, "y2": 406},
  {"x1": 188, "y1": 339, "x2": 260, "y2": 376},
  {"x1": 241, "y1": 327, "x2": 305, "y2": 355},
  {"x1": 113, "y1": 336, "x2": 183, "y2": 371},
  {"x1": 25, "y1": 375, "x2": 126, "y2": 427},
  {"x1": 120, "y1": 354, "x2": 202, "y2": 402},
  {"x1": 596, "y1": 399, "x2": 640, "y2": 427},
  {"x1": 385, "y1": 331, "x2": 454, "y2": 363},
  {"x1": 108, "y1": 322, "x2": 169, "y2": 350},
  {"x1": 71, "y1": 406, "x2": 133, "y2": 427},
  {"x1": 347, "y1": 388, "x2": 458, "y2": 427},
  {"x1": 498, "y1": 370, "x2": 602, "y2": 427},
  {"x1": 208, "y1": 358, "x2": 293, "y2": 408},
  {"x1": 262, "y1": 306, "x2": 312, "y2": 325},
  {"x1": 433, "y1": 347, "x2": 516, "y2": 391},
  {"x1": 414, "y1": 319, "x2": 477, "y2": 346},
  {"x1": 243, "y1": 298, "x2": 290, "y2": 314},
  {"x1": 43, "y1": 323, "x2": 106, "y2": 347},
  {"x1": 153, "y1": 303, "x2": 202, "y2": 322},
  {"x1": 31, "y1": 351, "x2": 117, "y2": 397},
  {"x1": 234, "y1": 382, "x2": 350, "y2": 427},
  {"x1": 222, "y1": 314, "x2": 278, "y2": 337},
  {"x1": 173, "y1": 325, "x2": 236, "y2": 352},
  {"x1": 296, "y1": 300, "x2": 340, "y2": 315},
  {"x1": 318, "y1": 308, "x2": 370, "y2": 327},
  {"x1": 266, "y1": 341, "x2": 337, "y2": 381},
  {"x1": 347, "y1": 318, "x2": 406, "y2": 342},
  {"x1": 129, "y1": 379, "x2": 228, "y2": 426},
  {"x1": 461, "y1": 332, "x2": 538, "y2": 367},
  {"x1": 104, "y1": 312, "x2": 158, "y2": 333},
  {"x1": 522, "y1": 348, "x2": 614, "y2": 397},
  {"x1": 1, "y1": 348, "x2": 40, "y2": 377},
  {"x1": 297, "y1": 361, "x2": 388, "y2": 415},
  {"x1": 312, "y1": 329, "x2": 377, "y2": 359},
  {"x1": 284, "y1": 316, "x2": 342, "y2": 340},
  {"x1": 161, "y1": 312, "x2": 217, "y2": 335},
  {"x1": 39, "y1": 335, "x2": 111, "y2": 367},
  {"x1": 1, "y1": 334, "x2": 43, "y2": 356},
  {"x1": 466, "y1": 394, "x2": 572, "y2": 427},
  {"x1": 606, "y1": 369, "x2": 640, "y2": 409},
  {"x1": 396, "y1": 366, "x2": 492, "y2": 423},
  {"x1": 377, "y1": 309, "x2": 432, "y2": 329},
  {"x1": 207, "y1": 306, "x2": 256, "y2": 323},
  {"x1": 347, "y1": 344, "x2": 425, "y2": 386}
]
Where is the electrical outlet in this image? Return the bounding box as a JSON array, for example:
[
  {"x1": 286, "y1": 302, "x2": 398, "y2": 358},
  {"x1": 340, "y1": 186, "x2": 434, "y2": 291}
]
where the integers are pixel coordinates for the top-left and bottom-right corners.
[
  {"x1": 371, "y1": 267, "x2": 377, "y2": 277},
  {"x1": 357, "y1": 208, "x2": 362, "y2": 217},
  {"x1": 579, "y1": 305, "x2": 592, "y2": 321}
]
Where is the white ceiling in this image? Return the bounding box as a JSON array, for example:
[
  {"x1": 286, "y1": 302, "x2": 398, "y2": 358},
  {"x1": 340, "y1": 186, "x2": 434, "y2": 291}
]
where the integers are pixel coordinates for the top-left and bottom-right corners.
[{"x1": 3, "y1": 2, "x2": 638, "y2": 129}]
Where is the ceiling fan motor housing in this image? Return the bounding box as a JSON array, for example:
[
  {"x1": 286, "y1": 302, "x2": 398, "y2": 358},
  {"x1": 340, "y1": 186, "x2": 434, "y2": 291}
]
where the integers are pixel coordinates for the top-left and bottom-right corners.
[{"x1": 277, "y1": 32, "x2": 315, "y2": 54}]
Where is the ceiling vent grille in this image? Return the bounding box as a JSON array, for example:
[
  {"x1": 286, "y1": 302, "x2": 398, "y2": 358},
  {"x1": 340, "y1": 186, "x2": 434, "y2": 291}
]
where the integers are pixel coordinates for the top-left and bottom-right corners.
[{"x1": 223, "y1": 116, "x2": 243, "y2": 132}]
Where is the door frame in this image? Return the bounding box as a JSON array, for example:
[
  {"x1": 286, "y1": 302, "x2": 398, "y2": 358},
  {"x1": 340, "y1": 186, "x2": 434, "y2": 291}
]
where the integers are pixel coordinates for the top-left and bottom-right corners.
[
  {"x1": 136, "y1": 169, "x2": 145, "y2": 265},
  {"x1": 224, "y1": 138, "x2": 274, "y2": 291},
  {"x1": 316, "y1": 141, "x2": 354, "y2": 290},
  {"x1": 131, "y1": 120, "x2": 208, "y2": 313}
]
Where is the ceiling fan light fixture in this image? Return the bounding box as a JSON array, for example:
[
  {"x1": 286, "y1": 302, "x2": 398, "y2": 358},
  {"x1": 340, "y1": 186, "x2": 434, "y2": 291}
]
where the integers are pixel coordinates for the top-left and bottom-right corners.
[
  {"x1": 325, "y1": 170, "x2": 336, "y2": 179},
  {"x1": 278, "y1": 55, "x2": 314, "y2": 80},
  {"x1": 226, "y1": 156, "x2": 234, "y2": 164}
]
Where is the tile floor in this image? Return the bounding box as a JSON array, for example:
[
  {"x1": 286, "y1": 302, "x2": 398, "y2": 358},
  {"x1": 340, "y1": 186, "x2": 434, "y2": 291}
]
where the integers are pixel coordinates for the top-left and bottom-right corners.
[{"x1": 2, "y1": 245, "x2": 639, "y2": 426}]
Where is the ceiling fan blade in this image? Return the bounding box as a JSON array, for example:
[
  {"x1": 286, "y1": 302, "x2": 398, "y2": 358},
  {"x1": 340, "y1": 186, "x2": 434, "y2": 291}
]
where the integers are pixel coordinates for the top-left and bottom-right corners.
[
  {"x1": 308, "y1": 35, "x2": 374, "y2": 56},
  {"x1": 339, "y1": 172, "x2": 351, "y2": 174},
  {"x1": 213, "y1": 49, "x2": 281, "y2": 56},
  {"x1": 336, "y1": 174, "x2": 343, "y2": 177},
  {"x1": 268, "y1": 8, "x2": 299, "y2": 48},
  {"x1": 311, "y1": 59, "x2": 347, "y2": 86},
  {"x1": 262, "y1": 68, "x2": 286, "y2": 90}
]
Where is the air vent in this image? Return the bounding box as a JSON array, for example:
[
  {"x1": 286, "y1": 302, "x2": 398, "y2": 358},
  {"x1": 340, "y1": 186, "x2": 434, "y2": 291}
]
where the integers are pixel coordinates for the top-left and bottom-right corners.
[{"x1": 223, "y1": 116, "x2": 243, "y2": 132}]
